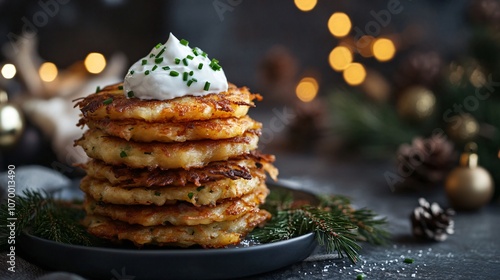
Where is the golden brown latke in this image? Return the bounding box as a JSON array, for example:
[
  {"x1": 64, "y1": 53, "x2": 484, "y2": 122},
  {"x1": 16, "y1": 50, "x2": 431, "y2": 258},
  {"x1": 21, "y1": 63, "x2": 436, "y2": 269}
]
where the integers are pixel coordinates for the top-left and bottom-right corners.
[
  {"x1": 81, "y1": 152, "x2": 276, "y2": 188},
  {"x1": 83, "y1": 210, "x2": 271, "y2": 248},
  {"x1": 79, "y1": 116, "x2": 262, "y2": 143},
  {"x1": 75, "y1": 129, "x2": 260, "y2": 169},
  {"x1": 84, "y1": 183, "x2": 268, "y2": 226},
  {"x1": 74, "y1": 83, "x2": 262, "y2": 122},
  {"x1": 80, "y1": 174, "x2": 263, "y2": 207}
]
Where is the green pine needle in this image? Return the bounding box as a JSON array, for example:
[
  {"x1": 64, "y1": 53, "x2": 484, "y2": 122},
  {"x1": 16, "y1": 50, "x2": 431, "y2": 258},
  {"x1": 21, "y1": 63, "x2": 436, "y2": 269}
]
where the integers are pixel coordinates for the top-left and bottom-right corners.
[
  {"x1": 0, "y1": 190, "x2": 98, "y2": 249},
  {"x1": 251, "y1": 191, "x2": 388, "y2": 263}
]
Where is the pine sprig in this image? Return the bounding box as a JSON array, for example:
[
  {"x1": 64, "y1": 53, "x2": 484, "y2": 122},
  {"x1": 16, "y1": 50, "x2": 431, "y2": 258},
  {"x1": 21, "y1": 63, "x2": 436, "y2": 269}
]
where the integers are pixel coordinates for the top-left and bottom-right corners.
[
  {"x1": 0, "y1": 190, "x2": 97, "y2": 249},
  {"x1": 251, "y1": 192, "x2": 388, "y2": 263}
]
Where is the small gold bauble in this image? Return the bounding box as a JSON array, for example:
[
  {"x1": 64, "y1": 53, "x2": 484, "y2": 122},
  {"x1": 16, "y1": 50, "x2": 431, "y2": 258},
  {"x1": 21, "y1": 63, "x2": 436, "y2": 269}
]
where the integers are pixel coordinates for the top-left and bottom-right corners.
[
  {"x1": 0, "y1": 90, "x2": 25, "y2": 147},
  {"x1": 445, "y1": 143, "x2": 494, "y2": 210},
  {"x1": 446, "y1": 113, "x2": 479, "y2": 143},
  {"x1": 397, "y1": 86, "x2": 436, "y2": 122}
]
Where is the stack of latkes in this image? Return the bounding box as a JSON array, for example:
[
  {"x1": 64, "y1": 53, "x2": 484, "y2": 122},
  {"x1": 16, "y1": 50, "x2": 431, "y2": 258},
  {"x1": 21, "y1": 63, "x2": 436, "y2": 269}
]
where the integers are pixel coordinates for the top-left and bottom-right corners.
[{"x1": 74, "y1": 83, "x2": 278, "y2": 248}]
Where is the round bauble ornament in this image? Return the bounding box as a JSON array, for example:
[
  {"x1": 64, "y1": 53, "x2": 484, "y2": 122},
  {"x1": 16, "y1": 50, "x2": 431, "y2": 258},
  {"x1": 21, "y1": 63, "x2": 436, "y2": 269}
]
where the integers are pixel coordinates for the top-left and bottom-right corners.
[
  {"x1": 397, "y1": 86, "x2": 436, "y2": 122},
  {"x1": 446, "y1": 113, "x2": 479, "y2": 143},
  {"x1": 0, "y1": 90, "x2": 25, "y2": 147},
  {"x1": 445, "y1": 143, "x2": 494, "y2": 210}
]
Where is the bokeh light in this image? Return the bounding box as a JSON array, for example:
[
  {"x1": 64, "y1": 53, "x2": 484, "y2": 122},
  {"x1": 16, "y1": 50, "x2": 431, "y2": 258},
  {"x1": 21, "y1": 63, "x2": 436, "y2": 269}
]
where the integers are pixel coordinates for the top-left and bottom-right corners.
[
  {"x1": 372, "y1": 38, "x2": 396, "y2": 62},
  {"x1": 1, "y1": 64, "x2": 16, "y2": 79},
  {"x1": 39, "y1": 62, "x2": 58, "y2": 82},
  {"x1": 294, "y1": 0, "x2": 317, "y2": 12},
  {"x1": 328, "y1": 12, "x2": 351, "y2": 38},
  {"x1": 343, "y1": 63, "x2": 366, "y2": 86},
  {"x1": 84, "y1": 52, "x2": 107, "y2": 74},
  {"x1": 295, "y1": 77, "x2": 319, "y2": 102},
  {"x1": 328, "y1": 46, "x2": 352, "y2": 72}
]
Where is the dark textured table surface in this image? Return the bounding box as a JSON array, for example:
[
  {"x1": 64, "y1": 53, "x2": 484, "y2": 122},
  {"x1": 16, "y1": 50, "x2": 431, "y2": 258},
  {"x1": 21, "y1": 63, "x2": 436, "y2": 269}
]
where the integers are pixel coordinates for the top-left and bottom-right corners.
[{"x1": 1, "y1": 150, "x2": 499, "y2": 280}]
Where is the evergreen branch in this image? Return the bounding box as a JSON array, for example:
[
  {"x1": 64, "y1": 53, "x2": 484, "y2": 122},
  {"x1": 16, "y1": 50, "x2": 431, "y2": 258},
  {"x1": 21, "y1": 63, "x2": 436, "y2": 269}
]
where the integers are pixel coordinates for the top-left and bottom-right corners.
[
  {"x1": 0, "y1": 190, "x2": 97, "y2": 249},
  {"x1": 251, "y1": 193, "x2": 389, "y2": 264}
]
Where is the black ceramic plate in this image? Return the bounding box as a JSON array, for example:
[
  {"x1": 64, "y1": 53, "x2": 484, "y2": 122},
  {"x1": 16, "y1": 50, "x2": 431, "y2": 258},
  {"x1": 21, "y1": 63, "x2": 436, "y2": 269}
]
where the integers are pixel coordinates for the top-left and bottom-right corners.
[{"x1": 18, "y1": 183, "x2": 318, "y2": 280}]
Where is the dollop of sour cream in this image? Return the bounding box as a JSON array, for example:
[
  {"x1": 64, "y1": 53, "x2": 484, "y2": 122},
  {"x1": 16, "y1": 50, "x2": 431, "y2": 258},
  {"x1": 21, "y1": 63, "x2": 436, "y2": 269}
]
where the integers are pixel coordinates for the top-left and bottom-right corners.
[{"x1": 123, "y1": 33, "x2": 228, "y2": 100}]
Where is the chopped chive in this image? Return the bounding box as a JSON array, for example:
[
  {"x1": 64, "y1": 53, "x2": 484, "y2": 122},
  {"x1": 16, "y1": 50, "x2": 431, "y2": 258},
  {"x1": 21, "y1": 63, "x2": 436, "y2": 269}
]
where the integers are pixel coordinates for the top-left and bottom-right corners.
[
  {"x1": 142, "y1": 59, "x2": 147, "y2": 65},
  {"x1": 404, "y1": 258, "x2": 414, "y2": 264},
  {"x1": 192, "y1": 78, "x2": 198, "y2": 82},
  {"x1": 192, "y1": 48, "x2": 199, "y2": 56},
  {"x1": 162, "y1": 66, "x2": 170, "y2": 70},
  {"x1": 103, "y1": 98, "x2": 113, "y2": 105},
  {"x1": 209, "y1": 58, "x2": 221, "y2": 71},
  {"x1": 120, "y1": 151, "x2": 127, "y2": 158},
  {"x1": 187, "y1": 192, "x2": 194, "y2": 199},
  {"x1": 152, "y1": 65, "x2": 158, "y2": 71},
  {"x1": 154, "y1": 191, "x2": 161, "y2": 196},
  {"x1": 155, "y1": 57, "x2": 164, "y2": 64},
  {"x1": 170, "y1": 71, "x2": 179, "y2": 77},
  {"x1": 175, "y1": 58, "x2": 180, "y2": 64},
  {"x1": 356, "y1": 274, "x2": 366, "y2": 280},
  {"x1": 182, "y1": 58, "x2": 188, "y2": 66},
  {"x1": 187, "y1": 80, "x2": 194, "y2": 87},
  {"x1": 204, "y1": 81, "x2": 210, "y2": 91},
  {"x1": 118, "y1": 85, "x2": 123, "y2": 90},
  {"x1": 130, "y1": 70, "x2": 135, "y2": 75},
  {"x1": 183, "y1": 72, "x2": 188, "y2": 81},
  {"x1": 180, "y1": 39, "x2": 189, "y2": 46},
  {"x1": 187, "y1": 55, "x2": 194, "y2": 60},
  {"x1": 189, "y1": 71, "x2": 194, "y2": 76},
  {"x1": 127, "y1": 91, "x2": 134, "y2": 98},
  {"x1": 95, "y1": 86, "x2": 100, "y2": 93},
  {"x1": 201, "y1": 51, "x2": 207, "y2": 57},
  {"x1": 155, "y1": 43, "x2": 162, "y2": 49},
  {"x1": 196, "y1": 186, "x2": 205, "y2": 192},
  {"x1": 149, "y1": 54, "x2": 154, "y2": 58},
  {"x1": 145, "y1": 70, "x2": 150, "y2": 75},
  {"x1": 198, "y1": 63, "x2": 203, "y2": 70},
  {"x1": 156, "y1": 47, "x2": 166, "y2": 58}
]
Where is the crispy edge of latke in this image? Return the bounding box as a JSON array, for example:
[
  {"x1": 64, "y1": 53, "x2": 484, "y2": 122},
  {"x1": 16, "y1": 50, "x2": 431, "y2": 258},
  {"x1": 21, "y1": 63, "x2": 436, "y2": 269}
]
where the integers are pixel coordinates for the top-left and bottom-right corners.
[
  {"x1": 74, "y1": 129, "x2": 261, "y2": 169},
  {"x1": 74, "y1": 83, "x2": 263, "y2": 122},
  {"x1": 77, "y1": 115, "x2": 263, "y2": 143},
  {"x1": 79, "y1": 172, "x2": 264, "y2": 207},
  {"x1": 83, "y1": 183, "x2": 269, "y2": 226},
  {"x1": 83, "y1": 209, "x2": 271, "y2": 248},
  {"x1": 78, "y1": 150, "x2": 276, "y2": 188}
]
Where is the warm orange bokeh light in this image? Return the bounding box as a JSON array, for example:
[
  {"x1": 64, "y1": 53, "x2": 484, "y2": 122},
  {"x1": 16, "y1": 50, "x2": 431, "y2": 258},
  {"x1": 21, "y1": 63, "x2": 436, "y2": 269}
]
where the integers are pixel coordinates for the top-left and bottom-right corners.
[
  {"x1": 329, "y1": 46, "x2": 353, "y2": 72},
  {"x1": 294, "y1": 0, "x2": 317, "y2": 12},
  {"x1": 39, "y1": 62, "x2": 58, "y2": 82},
  {"x1": 84, "y1": 52, "x2": 107, "y2": 74},
  {"x1": 343, "y1": 63, "x2": 366, "y2": 86},
  {"x1": 372, "y1": 38, "x2": 396, "y2": 62},
  {"x1": 296, "y1": 77, "x2": 319, "y2": 102},
  {"x1": 328, "y1": 12, "x2": 351, "y2": 38}
]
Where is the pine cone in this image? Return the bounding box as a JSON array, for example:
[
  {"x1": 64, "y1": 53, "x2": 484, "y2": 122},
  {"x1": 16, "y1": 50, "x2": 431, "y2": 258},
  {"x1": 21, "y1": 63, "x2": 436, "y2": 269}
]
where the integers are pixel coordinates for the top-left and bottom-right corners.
[
  {"x1": 396, "y1": 135, "x2": 457, "y2": 185},
  {"x1": 396, "y1": 51, "x2": 442, "y2": 89},
  {"x1": 411, "y1": 198, "x2": 455, "y2": 242}
]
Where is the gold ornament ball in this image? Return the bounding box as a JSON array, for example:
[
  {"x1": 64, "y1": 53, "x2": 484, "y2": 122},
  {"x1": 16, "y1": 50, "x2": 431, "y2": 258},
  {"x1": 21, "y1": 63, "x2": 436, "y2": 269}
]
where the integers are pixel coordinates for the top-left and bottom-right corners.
[
  {"x1": 445, "y1": 143, "x2": 494, "y2": 210},
  {"x1": 397, "y1": 86, "x2": 436, "y2": 122},
  {"x1": 446, "y1": 113, "x2": 479, "y2": 143},
  {"x1": 0, "y1": 91, "x2": 25, "y2": 147}
]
